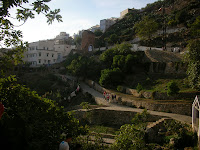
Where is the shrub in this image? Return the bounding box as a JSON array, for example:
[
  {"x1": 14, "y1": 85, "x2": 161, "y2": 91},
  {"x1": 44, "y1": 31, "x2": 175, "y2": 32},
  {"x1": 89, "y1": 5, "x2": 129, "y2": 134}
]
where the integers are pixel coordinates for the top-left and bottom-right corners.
[
  {"x1": 99, "y1": 68, "x2": 123, "y2": 87},
  {"x1": 117, "y1": 85, "x2": 125, "y2": 93},
  {"x1": 136, "y1": 83, "x2": 143, "y2": 93},
  {"x1": 167, "y1": 81, "x2": 180, "y2": 96}
]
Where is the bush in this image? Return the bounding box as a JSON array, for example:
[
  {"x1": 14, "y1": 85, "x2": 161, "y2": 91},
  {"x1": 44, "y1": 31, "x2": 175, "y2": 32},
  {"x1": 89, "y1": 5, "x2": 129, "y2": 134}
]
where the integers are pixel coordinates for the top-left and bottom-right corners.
[
  {"x1": 136, "y1": 83, "x2": 143, "y2": 93},
  {"x1": 117, "y1": 85, "x2": 125, "y2": 93},
  {"x1": 167, "y1": 81, "x2": 180, "y2": 96},
  {"x1": 99, "y1": 68, "x2": 123, "y2": 87}
]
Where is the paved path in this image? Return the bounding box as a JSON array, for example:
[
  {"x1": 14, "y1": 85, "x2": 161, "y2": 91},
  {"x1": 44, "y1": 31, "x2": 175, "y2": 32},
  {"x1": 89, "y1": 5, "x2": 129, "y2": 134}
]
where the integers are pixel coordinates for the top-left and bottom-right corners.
[{"x1": 80, "y1": 82, "x2": 192, "y2": 125}]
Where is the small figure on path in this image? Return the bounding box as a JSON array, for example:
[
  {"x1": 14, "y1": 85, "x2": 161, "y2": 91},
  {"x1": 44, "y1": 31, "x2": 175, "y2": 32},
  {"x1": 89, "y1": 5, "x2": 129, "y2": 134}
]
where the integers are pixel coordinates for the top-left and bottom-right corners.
[
  {"x1": 103, "y1": 91, "x2": 107, "y2": 99},
  {"x1": 59, "y1": 133, "x2": 72, "y2": 150}
]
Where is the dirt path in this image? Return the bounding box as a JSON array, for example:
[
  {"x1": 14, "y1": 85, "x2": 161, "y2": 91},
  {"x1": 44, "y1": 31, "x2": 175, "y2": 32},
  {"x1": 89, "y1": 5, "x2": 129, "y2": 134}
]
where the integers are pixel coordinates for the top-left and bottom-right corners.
[{"x1": 80, "y1": 82, "x2": 192, "y2": 125}]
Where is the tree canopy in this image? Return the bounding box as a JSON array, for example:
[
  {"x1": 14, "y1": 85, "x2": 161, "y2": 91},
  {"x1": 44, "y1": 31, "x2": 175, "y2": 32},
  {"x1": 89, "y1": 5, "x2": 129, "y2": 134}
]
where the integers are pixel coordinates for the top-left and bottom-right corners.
[
  {"x1": 134, "y1": 16, "x2": 158, "y2": 41},
  {"x1": 0, "y1": 1, "x2": 86, "y2": 149},
  {"x1": 185, "y1": 39, "x2": 200, "y2": 89},
  {"x1": 0, "y1": 0, "x2": 62, "y2": 47}
]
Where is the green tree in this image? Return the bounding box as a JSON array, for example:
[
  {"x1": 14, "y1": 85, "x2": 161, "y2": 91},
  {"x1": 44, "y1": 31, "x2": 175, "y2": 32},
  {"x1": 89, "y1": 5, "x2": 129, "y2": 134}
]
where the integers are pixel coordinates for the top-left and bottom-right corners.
[
  {"x1": 99, "y1": 68, "x2": 123, "y2": 87},
  {"x1": 111, "y1": 110, "x2": 149, "y2": 150},
  {"x1": 100, "y1": 42, "x2": 132, "y2": 68},
  {"x1": 74, "y1": 36, "x2": 82, "y2": 46},
  {"x1": 167, "y1": 81, "x2": 180, "y2": 96},
  {"x1": 112, "y1": 55, "x2": 126, "y2": 70},
  {"x1": 67, "y1": 56, "x2": 89, "y2": 77},
  {"x1": 189, "y1": 16, "x2": 200, "y2": 37},
  {"x1": 0, "y1": 76, "x2": 85, "y2": 149},
  {"x1": 185, "y1": 39, "x2": 200, "y2": 89},
  {"x1": 0, "y1": 1, "x2": 86, "y2": 149},
  {"x1": 134, "y1": 16, "x2": 158, "y2": 43},
  {"x1": 94, "y1": 29, "x2": 103, "y2": 37},
  {"x1": 67, "y1": 56, "x2": 102, "y2": 80},
  {"x1": 0, "y1": 0, "x2": 62, "y2": 48},
  {"x1": 124, "y1": 54, "x2": 136, "y2": 73},
  {"x1": 104, "y1": 34, "x2": 118, "y2": 45}
]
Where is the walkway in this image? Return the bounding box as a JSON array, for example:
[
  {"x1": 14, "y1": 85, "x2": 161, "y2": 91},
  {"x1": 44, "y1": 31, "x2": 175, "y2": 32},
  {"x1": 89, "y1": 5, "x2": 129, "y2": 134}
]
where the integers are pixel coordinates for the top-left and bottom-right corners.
[{"x1": 80, "y1": 82, "x2": 192, "y2": 125}]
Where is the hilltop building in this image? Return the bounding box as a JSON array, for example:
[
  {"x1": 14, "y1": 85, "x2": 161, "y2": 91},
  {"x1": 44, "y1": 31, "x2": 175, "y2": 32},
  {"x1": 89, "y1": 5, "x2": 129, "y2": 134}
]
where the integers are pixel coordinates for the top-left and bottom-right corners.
[
  {"x1": 23, "y1": 32, "x2": 74, "y2": 67},
  {"x1": 120, "y1": 8, "x2": 137, "y2": 18},
  {"x1": 100, "y1": 17, "x2": 117, "y2": 32},
  {"x1": 89, "y1": 25, "x2": 100, "y2": 32}
]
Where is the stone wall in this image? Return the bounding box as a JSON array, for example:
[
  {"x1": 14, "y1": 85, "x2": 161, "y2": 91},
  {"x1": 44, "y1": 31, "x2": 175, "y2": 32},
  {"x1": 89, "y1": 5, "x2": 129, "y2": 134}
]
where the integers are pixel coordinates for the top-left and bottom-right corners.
[
  {"x1": 148, "y1": 62, "x2": 187, "y2": 74},
  {"x1": 74, "y1": 108, "x2": 162, "y2": 127},
  {"x1": 84, "y1": 79, "x2": 192, "y2": 116}
]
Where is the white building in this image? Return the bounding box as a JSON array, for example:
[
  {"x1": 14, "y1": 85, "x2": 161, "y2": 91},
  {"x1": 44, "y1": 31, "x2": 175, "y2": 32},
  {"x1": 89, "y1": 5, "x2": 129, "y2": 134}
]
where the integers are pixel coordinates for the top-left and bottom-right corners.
[
  {"x1": 89, "y1": 25, "x2": 100, "y2": 32},
  {"x1": 100, "y1": 18, "x2": 117, "y2": 32},
  {"x1": 23, "y1": 32, "x2": 74, "y2": 67}
]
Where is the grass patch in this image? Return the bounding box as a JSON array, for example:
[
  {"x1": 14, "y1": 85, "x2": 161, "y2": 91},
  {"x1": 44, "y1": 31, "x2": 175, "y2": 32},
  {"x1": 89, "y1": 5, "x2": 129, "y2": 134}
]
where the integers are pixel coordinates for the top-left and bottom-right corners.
[{"x1": 89, "y1": 125, "x2": 119, "y2": 135}]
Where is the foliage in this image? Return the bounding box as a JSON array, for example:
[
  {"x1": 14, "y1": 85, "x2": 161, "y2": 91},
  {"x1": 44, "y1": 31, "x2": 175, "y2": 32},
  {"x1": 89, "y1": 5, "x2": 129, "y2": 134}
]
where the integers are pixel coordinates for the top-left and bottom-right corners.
[
  {"x1": 175, "y1": 9, "x2": 189, "y2": 25},
  {"x1": 131, "y1": 109, "x2": 149, "y2": 126},
  {"x1": 0, "y1": 0, "x2": 62, "y2": 47},
  {"x1": 134, "y1": 16, "x2": 159, "y2": 41},
  {"x1": 185, "y1": 39, "x2": 200, "y2": 89},
  {"x1": 104, "y1": 34, "x2": 118, "y2": 45},
  {"x1": 72, "y1": 132, "x2": 108, "y2": 150},
  {"x1": 136, "y1": 83, "x2": 143, "y2": 93},
  {"x1": 0, "y1": 45, "x2": 27, "y2": 76},
  {"x1": 99, "y1": 68, "x2": 123, "y2": 87},
  {"x1": 80, "y1": 102, "x2": 91, "y2": 110},
  {"x1": 66, "y1": 55, "x2": 102, "y2": 80},
  {"x1": 94, "y1": 29, "x2": 103, "y2": 37},
  {"x1": 112, "y1": 55, "x2": 125, "y2": 70},
  {"x1": 117, "y1": 85, "x2": 125, "y2": 93},
  {"x1": 0, "y1": 76, "x2": 86, "y2": 150},
  {"x1": 167, "y1": 81, "x2": 180, "y2": 96},
  {"x1": 100, "y1": 42, "x2": 132, "y2": 68},
  {"x1": 111, "y1": 110, "x2": 149, "y2": 150},
  {"x1": 189, "y1": 16, "x2": 200, "y2": 38},
  {"x1": 74, "y1": 36, "x2": 82, "y2": 46},
  {"x1": 164, "y1": 120, "x2": 197, "y2": 149}
]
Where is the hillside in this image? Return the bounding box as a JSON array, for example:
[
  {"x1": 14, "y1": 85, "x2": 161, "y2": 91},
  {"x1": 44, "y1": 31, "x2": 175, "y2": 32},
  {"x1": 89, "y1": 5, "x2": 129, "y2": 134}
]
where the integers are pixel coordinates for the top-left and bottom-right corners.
[{"x1": 95, "y1": 0, "x2": 200, "y2": 48}]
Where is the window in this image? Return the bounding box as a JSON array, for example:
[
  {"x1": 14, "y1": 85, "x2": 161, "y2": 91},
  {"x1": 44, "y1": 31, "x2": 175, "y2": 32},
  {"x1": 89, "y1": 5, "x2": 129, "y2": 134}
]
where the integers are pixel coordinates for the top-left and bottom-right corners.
[
  {"x1": 44, "y1": 60, "x2": 47, "y2": 63},
  {"x1": 52, "y1": 54, "x2": 54, "y2": 57},
  {"x1": 39, "y1": 52, "x2": 41, "y2": 57},
  {"x1": 48, "y1": 60, "x2": 51, "y2": 64},
  {"x1": 38, "y1": 59, "x2": 41, "y2": 64},
  {"x1": 47, "y1": 53, "x2": 49, "y2": 57}
]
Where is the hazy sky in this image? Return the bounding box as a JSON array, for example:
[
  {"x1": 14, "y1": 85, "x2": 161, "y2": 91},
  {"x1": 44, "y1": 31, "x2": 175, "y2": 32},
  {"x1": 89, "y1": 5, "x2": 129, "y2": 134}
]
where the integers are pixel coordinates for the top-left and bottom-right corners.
[{"x1": 9, "y1": 0, "x2": 157, "y2": 43}]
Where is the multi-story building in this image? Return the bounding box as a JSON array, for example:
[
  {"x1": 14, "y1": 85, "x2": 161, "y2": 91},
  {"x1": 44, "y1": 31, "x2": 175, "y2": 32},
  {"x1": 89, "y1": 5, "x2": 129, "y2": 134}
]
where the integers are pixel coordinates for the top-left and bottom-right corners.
[
  {"x1": 23, "y1": 32, "x2": 73, "y2": 67},
  {"x1": 100, "y1": 18, "x2": 117, "y2": 32},
  {"x1": 89, "y1": 25, "x2": 100, "y2": 33}
]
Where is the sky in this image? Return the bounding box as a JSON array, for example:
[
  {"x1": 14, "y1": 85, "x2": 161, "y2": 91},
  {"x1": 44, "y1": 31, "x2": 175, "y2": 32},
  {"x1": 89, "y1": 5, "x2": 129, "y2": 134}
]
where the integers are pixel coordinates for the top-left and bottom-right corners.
[{"x1": 9, "y1": 0, "x2": 157, "y2": 43}]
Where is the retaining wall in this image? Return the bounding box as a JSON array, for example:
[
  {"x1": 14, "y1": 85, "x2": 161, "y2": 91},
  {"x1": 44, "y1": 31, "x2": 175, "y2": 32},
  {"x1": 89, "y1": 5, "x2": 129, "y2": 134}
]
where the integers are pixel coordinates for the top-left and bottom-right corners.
[
  {"x1": 74, "y1": 108, "x2": 162, "y2": 127},
  {"x1": 84, "y1": 79, "x2": 192, "y2": 116}
]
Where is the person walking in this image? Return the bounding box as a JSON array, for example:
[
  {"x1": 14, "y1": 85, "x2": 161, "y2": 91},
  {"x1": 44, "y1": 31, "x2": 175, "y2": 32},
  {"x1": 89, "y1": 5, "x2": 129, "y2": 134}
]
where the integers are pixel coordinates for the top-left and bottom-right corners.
[{"x1": 59, "y1": 133, "x2": 72, "y2": 150}]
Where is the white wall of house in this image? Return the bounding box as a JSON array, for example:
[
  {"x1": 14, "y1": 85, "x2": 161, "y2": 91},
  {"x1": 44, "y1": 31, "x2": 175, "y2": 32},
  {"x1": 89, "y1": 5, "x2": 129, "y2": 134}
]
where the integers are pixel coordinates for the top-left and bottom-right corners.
[
  {"x1": 100, "y1": 18, "x2": 116, "y2": 32},
  {"x1": 23, "y1": 32, "x2": 73, "y2": 67}
]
